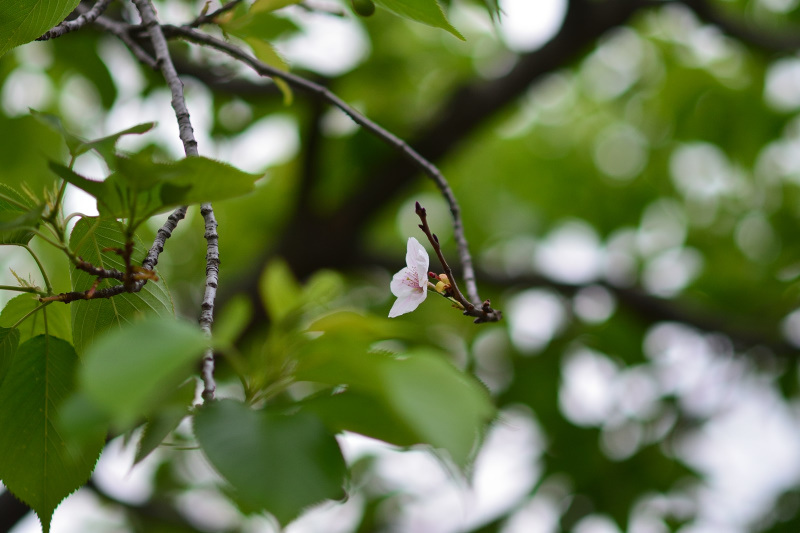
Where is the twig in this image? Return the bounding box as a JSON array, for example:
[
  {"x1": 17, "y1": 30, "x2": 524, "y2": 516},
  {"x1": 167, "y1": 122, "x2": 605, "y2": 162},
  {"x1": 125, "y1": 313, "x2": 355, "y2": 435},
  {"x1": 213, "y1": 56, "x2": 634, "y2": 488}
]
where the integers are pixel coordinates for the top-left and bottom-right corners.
[
  {"x1": 199, "y1": 203, "x2": 219, "y2": 401},
  {"x1": 92, "y1": 14, "x2": 158, "y2": 69},
  {"x1": 141, "y1": 207, "x2": 187, "y2": 270},
  {"x1": 37, "y1": 0, "x2": 114, "y2": 41},
  {"x1": 415, "y1": 202, "x2": 501, "y2": 323},
  {"x1": 189, "y1": 0, "x2": 243, "y2": 27},
  {"x1": 133, "y1": 0, "x2": 199, "y2": 157},
  {"x1": 132, "y1": 1, "x2": 218, "y2": 400},
  {"x1": 163, "y1": 25, "x2": 482, "y2": 304}
]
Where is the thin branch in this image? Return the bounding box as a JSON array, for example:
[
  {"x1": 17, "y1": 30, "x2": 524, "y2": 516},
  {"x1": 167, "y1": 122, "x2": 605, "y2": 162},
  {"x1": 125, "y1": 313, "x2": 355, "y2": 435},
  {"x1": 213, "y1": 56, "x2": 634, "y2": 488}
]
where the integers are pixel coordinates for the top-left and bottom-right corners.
[
  {"x1": 199, "y1": 203, "x2": 219, "y2": 401},
  {"x1": 133, "y1": 0, "x2": 199, "y2": 157},
  {"x1": 679, "y1": 0, "x2": 800, "y2": 53},
  {"x1": 37, "y1": 0, "x2": 113, "y2": 41},
  {"x1": 163, "y1": 25, "x2": 483, "y2": 304},
  {"x1": 416, "y1": 202, "x2": 501, "y2": 323},
  {"x1": 92, "y1": 14, "x2": 158, "y2": 69},
  {"x1": 132, "y1": 2, "x2": 219, "y2": 400},
  {"x1": 189, "y1": 0, "x2": 243, "y2": 27},
  {"x1": 142, "y1": 209, "x2": 186, "y2": 271}
]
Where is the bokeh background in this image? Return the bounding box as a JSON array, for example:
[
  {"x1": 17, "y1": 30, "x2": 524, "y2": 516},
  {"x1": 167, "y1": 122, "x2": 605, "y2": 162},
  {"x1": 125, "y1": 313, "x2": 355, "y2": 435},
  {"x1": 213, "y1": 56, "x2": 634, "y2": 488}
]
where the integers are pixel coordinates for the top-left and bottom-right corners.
[{"x1": 4, "y1": 0, "x2": 800, "y2": 531}]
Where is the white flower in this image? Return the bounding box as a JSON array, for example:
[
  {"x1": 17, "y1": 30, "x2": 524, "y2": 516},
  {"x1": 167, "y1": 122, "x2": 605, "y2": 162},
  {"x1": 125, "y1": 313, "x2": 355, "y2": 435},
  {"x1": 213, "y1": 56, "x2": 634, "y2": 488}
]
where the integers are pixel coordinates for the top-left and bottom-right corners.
[{"x1": 389, "y1": 237, "x2": 430, "y2": 317}]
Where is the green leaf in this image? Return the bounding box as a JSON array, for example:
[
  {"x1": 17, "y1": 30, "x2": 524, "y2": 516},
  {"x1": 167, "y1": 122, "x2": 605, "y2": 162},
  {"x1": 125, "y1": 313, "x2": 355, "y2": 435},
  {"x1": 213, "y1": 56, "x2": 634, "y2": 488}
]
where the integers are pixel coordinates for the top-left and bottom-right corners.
[
  {"x1": 0, "y1": 327, "x2": 19, "y2": 387},
  {"x1": 79, "y1": 316, "x2": 207, "y2": 428},
  {"x1": 134, "y1": 379, "x2": 196, "y2": 464},
  {"x1": 260, "y1": 259, "x2": 302, "y2": 323},
  {"x1": 33, "y1": 110, "x2": 155, "y2": 165},
  {"x1": 297, "y1": 340, "x2": 494, "y2": 467},
  {"x1": 244, "y1": 37, "x2": 293, "y2": 105},
  {"x1": 0, "y1": 183, "x2": 41, "y2": 245},
  {"x1": 372, "y1": 0, "x2": 463, "y2": 40},
  {"x1": 0, "y1": 295, "x2": 72, "y2": 344},
  {"x1": 69, "y1": 218, "x2": 174, "y2": 354},
  {"x1": 0, "y1": 335, "x2": 104, "y2": 533},
  {"x1": 194, "y1": 399, "x2": 347, "y2": 525},
  {"x1": 251, "y1": 0, "x2": 303, "y2": 12},
  {"x1": 51, "y1": 155, "x2": 262, "y2": 223},
  {"x1": 0, "y1": 0, "x2": 81, "y2": 57}
]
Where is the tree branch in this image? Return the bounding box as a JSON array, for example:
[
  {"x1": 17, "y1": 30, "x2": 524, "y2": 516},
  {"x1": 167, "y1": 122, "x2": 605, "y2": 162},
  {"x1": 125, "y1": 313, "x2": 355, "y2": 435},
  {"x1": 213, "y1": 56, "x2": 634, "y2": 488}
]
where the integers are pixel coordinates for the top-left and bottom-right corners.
[
  {"x1": 679, "y1": 0, "x2": 800, "y2": 52},
  {"x1": 163, "y1": 24, "x2": 485, "y2": 305},
  {"x1": 37, "y1": 0, "x2": 113, "y2": 41},
  {"x1": 132, "y1": 0, "x2": 218, "y2": 401},
  {"x1": 199, "y1": 203, "x2": 219, "y2": 401}
]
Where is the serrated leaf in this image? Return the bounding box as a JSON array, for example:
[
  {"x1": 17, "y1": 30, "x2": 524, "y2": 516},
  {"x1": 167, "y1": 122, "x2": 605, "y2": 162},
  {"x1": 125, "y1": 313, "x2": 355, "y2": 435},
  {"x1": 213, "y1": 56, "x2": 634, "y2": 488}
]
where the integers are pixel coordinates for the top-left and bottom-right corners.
[
  {"x1": 135, "y1": 379, "x2": 196, "y2": 464},
  {"x1": 52, "y1": 156, "x2": 262, "y2": 223},
  {"x1": 0, "y1": 335, "x2": 105, "y2": 533},
  {"x1": 80, "y1": 316, "x2": 208, "y2": 428},
  {"x1": 194, "y1": 399, "x2": 347, "y2": 525},
  {"x1": 0, "y1": 0, "x2": 81, "y2": 57},
  {"x1": 297, "y1": 340, "x2": 494, "y2": 467},
  {"x1": 33, "y1": 110, "x2": 155, "y2": 165},
  {"x1": 372, "y1": 0, "x2": 464, "y2": 40},
  {"x1": 0, "y1": 327, "x2": 19, "y2": 387},
  {"x1": 69, "y1": 218, "x2": 174, "y2": 354},
  {"x1": 0, "y1": 183, "x2": 41, "y2": 245},
  {"x1": 0, "y1": 294, "x2": 72, "y2": 344}
]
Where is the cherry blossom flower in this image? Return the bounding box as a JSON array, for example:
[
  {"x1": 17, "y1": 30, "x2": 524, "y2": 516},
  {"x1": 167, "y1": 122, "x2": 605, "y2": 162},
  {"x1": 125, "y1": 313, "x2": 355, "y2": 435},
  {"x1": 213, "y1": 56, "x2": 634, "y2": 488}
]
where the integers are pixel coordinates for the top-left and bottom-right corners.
[{"x1": 389, "y1": 237, "x2": 430, "y2": 317}]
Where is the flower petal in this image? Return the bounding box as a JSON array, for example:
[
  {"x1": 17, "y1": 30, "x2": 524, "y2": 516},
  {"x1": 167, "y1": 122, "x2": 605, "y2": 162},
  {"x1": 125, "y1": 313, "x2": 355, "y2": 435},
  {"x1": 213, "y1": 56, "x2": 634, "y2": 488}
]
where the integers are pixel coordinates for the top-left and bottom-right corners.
[
  {"x1": 390, "y1": 267, "x2": 418, "y2": 297},
  {"x1": 406, "y1": 237, "x2": 429, "y2": 281},
  {"x1": 388, "y1": 288, "x2": 427, "y2": 318}
]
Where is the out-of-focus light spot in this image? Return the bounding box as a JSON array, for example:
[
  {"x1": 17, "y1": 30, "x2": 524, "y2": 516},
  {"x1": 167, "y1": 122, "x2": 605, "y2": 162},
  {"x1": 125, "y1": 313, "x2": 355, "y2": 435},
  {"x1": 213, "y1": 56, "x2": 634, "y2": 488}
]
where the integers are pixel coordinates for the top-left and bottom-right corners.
[
  {"x1": 1, "y1": 69, "x2": 53, "y2": 116},
  {"x1": 93, "y1": 435, "x2": 158, "y2": 504},
  {"x1": 214, "y1": 115, "x2": 299, "y2": 173},
  {"x1": 217, "y1": 98, "x2": 253, "y2": 131},
  {"x1": 636, "y1": 199, "x2": 687, "y2": 258},
  {"x1": 642, "y1": 247, "x2": 702, "y2": 296},
  {"x1": 535, "y1": 220, "x2": 603, "y2": 284},
  {"x1": 472, "y1": 328, "x2": 514, "y2": 394},
  {"x1": 480, "y1": 235, "x2": 538, "y2": 277},
  {"x1": 501, "y1": 493, "x2": 561, "y2": 533},
  {"x1": 176, "y1": 488, "x2": 242, "y2": 531},
  {"x1": 601, "y1": 419, "x2": 643, "y2": 461},
  {"x1": 58, "y1": 74, "x2": 102, "y2": 136},
  {"x1": 735, "y1": 212, "x2": 779, "y2": 262},
  {"x1": 573, "y1": 514, "x2": 622, "y2": 533},
  {"x1": 603, "y1": 228, "x2": 638, "y2": 287},
  {"x1": 573, "y1": 285, "x2": 616, "y2": 324},
  {"x1": 559, "y1": 347, "x2": 619, "y2": 426},
  {"x1": 13, "y1": 40, "x2": 53, "y2": 69},
  {"x1": 677, "y1": 384, "x2": 800, "y2": 528},
  {"x1": 507, "y1": 289, "x2": 567, "y2": 354},
  {"x1": 498, "y1": 0, "x2": 566, "y2": 52},
  {"x1": 781, "y1": 308, "x2": 800, "y2": 348},
  {"x1": 286, "y1": 496, "x2": 365, "y2": 533},
  {"x1": 98, "y1": 37, "x2": 145, "y2": 101},
  {"x1": 593, "y1": 123, "x2": 649, "y2": 181},
  {"x1": 396, "y1": 194, "x2": 452, "y2": 245},
  {"x1": 765, "y1": 58, "x2": 800, "y2": 112},
  {"x1": 580, "y1": 28, "x2": 644, "y2": 101},
  {"x1": 669, "y1": 143, "x2": 745, "y2": 201},
  {"x1": 321, "y1": 106, "x2": 360, "y2": 137},
  {"x1": 759, "y1": 0, "x2": 799, "y2": 11},
  {"x1": 277, "y1": 7, "x2": 369, "y2": 76},
  {"x1": 616, "y1": 366, "x2": 662, "y2": 420}
]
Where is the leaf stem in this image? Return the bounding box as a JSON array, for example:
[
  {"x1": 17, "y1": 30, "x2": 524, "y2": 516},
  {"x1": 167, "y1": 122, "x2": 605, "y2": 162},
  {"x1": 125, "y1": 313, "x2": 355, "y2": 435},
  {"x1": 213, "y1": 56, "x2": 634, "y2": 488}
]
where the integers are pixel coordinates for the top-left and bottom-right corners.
[{"x1": 10, "y1": 302, "x2": 50, "y2": 330}]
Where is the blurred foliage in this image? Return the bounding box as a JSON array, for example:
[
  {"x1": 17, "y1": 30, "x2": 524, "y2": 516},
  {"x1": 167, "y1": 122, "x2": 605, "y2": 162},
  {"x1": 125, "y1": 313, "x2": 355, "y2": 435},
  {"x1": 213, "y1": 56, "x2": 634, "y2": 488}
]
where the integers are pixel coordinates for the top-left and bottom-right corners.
[{"x1": 3, "y1": 0, "x2": 800, "y2": 531}]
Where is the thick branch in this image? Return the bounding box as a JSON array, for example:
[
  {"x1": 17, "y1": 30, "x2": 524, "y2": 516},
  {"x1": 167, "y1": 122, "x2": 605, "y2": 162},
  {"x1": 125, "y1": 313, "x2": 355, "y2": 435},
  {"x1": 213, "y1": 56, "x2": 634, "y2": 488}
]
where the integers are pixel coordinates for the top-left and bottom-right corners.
[{"x1": 38, "y1": 0, "x2": 113, "y2": 41}]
